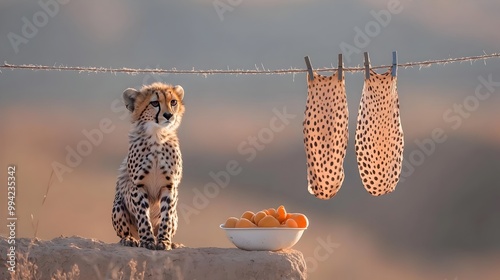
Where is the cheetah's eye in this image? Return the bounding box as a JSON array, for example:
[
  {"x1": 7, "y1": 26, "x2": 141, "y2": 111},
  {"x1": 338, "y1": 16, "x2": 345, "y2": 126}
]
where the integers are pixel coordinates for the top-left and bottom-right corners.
[
  {"x1": 170, "y1": 100, "x2": 177, "y2": 106},
  {"x1": 150, "y1": 101, "x2": 159, "y2": 107}
]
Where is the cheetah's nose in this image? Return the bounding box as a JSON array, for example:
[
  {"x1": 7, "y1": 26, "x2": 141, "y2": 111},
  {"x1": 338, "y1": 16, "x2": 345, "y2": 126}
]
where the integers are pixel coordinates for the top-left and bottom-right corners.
[{"x1": 163, "y1": 112, "x2": 173, "y2": 120}]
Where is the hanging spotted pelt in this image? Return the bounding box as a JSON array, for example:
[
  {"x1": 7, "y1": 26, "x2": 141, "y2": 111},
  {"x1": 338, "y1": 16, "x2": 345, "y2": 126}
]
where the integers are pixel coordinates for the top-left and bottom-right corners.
[
  {"x1": 355, "y1": 70, "x2": 404, "y2": 196},
  {"x1": 303, "y1": 72, "x2": 348, "y2": 200}
]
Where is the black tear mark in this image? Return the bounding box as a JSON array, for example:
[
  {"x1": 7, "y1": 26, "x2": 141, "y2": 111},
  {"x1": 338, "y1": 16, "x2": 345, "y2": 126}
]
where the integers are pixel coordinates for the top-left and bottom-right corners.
[{"x1": 154, "y1": 92, "x2": 161, "y2": 123}]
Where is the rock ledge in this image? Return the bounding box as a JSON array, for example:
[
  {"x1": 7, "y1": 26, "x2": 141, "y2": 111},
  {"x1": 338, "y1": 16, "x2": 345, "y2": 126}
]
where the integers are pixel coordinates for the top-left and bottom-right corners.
[{"x1": 0, "y1": 236, "x2": 306, "y2": 280}]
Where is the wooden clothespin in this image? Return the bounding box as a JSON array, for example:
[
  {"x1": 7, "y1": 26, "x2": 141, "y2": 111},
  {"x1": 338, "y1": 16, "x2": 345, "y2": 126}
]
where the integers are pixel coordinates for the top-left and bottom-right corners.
[
  {"x1": 338, "y1": 54, "x2": 343, "y2": 81},
  {"x1": 391, "y1": 51, "x2": 398, "y2": 77},
  {"x1": 304, "y1": 56, "x2": 314, "y2": 81},
  {"x1": 364, "y1": 52, "x2": 370, "y2": 79}
]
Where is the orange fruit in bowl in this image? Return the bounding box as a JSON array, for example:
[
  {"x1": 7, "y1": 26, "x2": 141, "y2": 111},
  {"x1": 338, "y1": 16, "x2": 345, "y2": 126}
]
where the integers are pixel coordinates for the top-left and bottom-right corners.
[
  {"x1": 290, "y1": 213, "x2": 309, "y2": 228},
  {"x1": 284, "y1": 218, "x2": 298, "y2": 228},
  {"x1": 241, "y1": 211, "x2": 255, "y2": 221},
  {"x1": 276, "y1": 205, "x2": 287, "y2": 223},
  {"x1": 236, "y1": 218, "x2": 257, "y2": 228},
  {"x1": 224, "y1": 217, "x2": 239, "y2": 228},
  {"x1": 267, "y1": 208, "x2": 277, "y2": 217},
  {"x1": 258, "y1": 215, "x2": 280, "y2": 227},
  {"x1": 223, "y1": 206, "x2": 308, "y2": 229},
  {"x1": 253, "y1": 211, "x2": 267, "y2": 225}
]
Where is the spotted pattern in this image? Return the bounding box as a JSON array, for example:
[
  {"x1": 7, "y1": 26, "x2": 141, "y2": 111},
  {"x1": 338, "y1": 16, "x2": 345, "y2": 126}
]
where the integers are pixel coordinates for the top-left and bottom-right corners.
[
  {"x1": 303, "y1": 72, "x2": 348, "y2": 199},
  {"x1": 355, "y1": 70, "x2": 404, "y2": 196},
  {"x1": 112, "y1": 82, "x2": 185, "y2": 250}
]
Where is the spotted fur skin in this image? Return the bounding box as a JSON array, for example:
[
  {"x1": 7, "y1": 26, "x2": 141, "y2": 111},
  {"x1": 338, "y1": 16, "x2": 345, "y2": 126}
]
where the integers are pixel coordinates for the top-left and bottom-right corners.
[
  {"x1": 303, "y1": 72, "x2": 348, "y2": 199},
  {"x1": 112, "y1": 82, "x2": 185, "y2": 250},
  {"x1": 355, "y1": 70, "x2": 404, "y2": 196}
]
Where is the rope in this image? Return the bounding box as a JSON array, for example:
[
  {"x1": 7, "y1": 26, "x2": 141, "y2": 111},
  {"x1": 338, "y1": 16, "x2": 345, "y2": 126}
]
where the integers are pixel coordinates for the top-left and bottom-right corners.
[{"x1": 1, "y1": 53, "x2": 499, "y2": 76}]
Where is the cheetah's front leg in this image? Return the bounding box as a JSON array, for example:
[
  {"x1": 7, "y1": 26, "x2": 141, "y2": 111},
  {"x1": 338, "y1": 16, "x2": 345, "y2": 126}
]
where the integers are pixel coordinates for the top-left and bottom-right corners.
[
  {"x1": 112, "y1": 194, "x2": 138, "y2": 247},
  {"x1": 130, "y1": 185, "x2": 156, "y2": 250},
  {"x1": 156, "y1": 186, "x2": 176, "y2": 250}
]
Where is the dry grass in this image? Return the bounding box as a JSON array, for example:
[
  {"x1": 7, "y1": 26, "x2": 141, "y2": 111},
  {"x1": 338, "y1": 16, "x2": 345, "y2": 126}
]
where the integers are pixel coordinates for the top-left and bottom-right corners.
[{"x1": 30, "y1": 170, "x2": 56, "y2": 239}]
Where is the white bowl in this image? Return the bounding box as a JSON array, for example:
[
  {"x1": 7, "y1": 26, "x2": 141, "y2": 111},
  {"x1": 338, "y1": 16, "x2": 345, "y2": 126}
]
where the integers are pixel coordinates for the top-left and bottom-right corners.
[{"x1": 220, "y1": 224, "x2": 306, "y2": 251}]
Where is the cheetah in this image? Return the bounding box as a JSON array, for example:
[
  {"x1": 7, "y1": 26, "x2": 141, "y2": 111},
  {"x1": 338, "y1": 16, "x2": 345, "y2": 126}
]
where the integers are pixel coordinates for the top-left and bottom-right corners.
[{"x1": 112, "y1": 82, "x2": 185, "y2": 250}]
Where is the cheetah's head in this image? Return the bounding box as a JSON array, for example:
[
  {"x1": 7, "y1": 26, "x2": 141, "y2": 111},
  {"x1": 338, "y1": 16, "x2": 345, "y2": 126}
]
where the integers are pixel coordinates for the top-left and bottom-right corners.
[{"x1": 123, "y1": 83, "x2": 185, "y2": 131}]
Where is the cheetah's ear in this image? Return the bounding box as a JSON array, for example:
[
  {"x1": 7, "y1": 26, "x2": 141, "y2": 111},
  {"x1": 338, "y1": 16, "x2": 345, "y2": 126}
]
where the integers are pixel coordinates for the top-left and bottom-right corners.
[
  {"x1": 173, "y1": 85, "x2": 184, "y2": 100},
  {"x1": 123, "y1": 88, "x2": 140, "y2": 112}
]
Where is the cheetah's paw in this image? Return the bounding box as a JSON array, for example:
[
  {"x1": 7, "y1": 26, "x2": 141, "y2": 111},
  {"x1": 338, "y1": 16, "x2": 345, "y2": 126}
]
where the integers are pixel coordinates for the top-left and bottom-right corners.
[
  {"x1": 156, "y1": 240, "x2": 172, "y2": 250},
  {"x1": 119, "y1": 237, "x2": 138, "y2": 247},
  {"x1": 139, "y1": 239, "x2": 157, "y2": 250}
]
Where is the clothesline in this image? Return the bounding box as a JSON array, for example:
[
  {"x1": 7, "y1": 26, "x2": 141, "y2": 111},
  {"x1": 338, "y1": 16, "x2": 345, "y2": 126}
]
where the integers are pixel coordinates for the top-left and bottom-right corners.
[{"x1": 1, "y1": 53, "x2": 499, "y2": 77}]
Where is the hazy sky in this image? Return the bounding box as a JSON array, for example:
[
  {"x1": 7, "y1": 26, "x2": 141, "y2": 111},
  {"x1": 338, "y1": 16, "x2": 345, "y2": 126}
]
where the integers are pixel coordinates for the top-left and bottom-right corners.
[{"x1": 1, "y1": 0, "x2": 500, "y2": 104}]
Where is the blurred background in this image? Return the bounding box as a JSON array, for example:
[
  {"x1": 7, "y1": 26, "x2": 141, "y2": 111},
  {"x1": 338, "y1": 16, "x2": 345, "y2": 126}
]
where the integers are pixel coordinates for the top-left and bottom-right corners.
[{"x1": 1, "y1": 0, "x2": 499, "y2": 279}]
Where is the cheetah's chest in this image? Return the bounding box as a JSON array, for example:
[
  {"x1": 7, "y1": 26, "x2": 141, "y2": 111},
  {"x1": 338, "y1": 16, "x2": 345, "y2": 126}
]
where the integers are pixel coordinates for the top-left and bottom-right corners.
[
  {"x1": 147, "y1": 148, "x2": 171, "y2": 182},
  {"x1": 129, "y1": 139, "x2": 181, "y2": 199}
]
